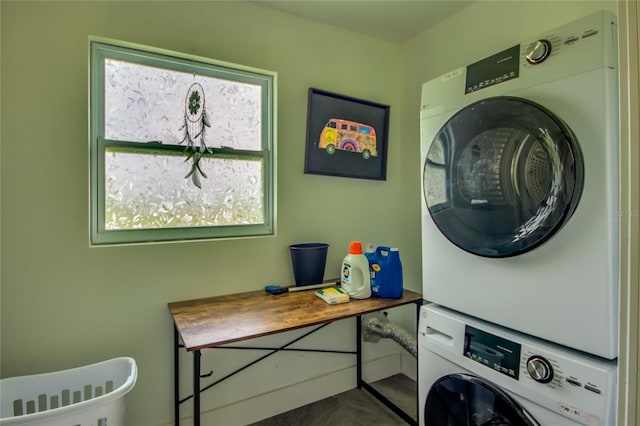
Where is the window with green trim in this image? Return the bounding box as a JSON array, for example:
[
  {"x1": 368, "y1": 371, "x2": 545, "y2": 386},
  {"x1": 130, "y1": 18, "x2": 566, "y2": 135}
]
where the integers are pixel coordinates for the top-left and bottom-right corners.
[{"x1": 90, "y1": 39, "x2": 276, "y2": 245}]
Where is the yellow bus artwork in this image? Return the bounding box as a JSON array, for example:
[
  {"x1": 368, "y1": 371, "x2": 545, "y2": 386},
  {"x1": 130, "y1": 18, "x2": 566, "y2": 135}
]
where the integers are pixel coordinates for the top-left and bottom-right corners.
[{"x1": 318, "y1": 118, "x2": 377, "y2": 160}]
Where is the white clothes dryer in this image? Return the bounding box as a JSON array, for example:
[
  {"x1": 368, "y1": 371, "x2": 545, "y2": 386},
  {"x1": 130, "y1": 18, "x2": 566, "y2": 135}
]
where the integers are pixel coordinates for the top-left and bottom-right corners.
[
  {"x1": 418, "y1": 304, "x2": 617, "y2": 426},
  {"x1": 420, "y1": 11, "x2": 619, "y2": 359}
]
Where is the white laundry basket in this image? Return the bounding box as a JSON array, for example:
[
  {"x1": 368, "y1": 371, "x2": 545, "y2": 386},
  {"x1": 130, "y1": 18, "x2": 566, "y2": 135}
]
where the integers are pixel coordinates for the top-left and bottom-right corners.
[{"x1": 0, "y1": 357, "x2": 137, "y2": 426}]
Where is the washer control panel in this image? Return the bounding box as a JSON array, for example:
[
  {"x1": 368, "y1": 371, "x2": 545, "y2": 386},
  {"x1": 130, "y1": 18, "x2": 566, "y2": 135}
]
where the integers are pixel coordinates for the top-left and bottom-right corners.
[{"x1": 420, "y1": 305, "x2": 617, "y2": 425}]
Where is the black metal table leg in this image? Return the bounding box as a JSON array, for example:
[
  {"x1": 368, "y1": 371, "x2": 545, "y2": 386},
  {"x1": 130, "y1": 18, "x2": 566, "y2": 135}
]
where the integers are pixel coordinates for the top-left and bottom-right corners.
[
  {"x1": 356, "y1": 315, "x2": 363, "y2": 388},
  {"x1": 174, "y1": 326, "x2": 180, "y2": 426},
  {"x1": 194, "y1": 350, "x2": 201, "y2": 426}
]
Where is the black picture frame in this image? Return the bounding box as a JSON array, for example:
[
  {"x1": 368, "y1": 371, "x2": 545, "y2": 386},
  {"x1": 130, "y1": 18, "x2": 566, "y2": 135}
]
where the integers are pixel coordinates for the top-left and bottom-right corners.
[{"x1": 304, "y1": 88, "x2": 390, "y2": 180}]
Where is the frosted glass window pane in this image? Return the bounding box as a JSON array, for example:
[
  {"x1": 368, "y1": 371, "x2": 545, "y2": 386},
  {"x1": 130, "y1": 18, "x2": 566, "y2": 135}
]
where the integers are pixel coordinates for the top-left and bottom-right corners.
[
  {"x1": 105, "y1": 149, "x2": 264, "y2": 230},
  {"x1": 104, "y1": 59, "x2": 262, "y2": 151},
  {"x1": 91, "y1": 39, "x2": 275, "y2": 245}
]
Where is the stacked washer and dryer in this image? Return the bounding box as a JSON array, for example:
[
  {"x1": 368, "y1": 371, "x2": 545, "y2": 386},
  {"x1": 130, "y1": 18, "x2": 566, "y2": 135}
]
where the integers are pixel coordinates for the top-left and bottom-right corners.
[{"x1": 419, "y1": 11, "x2": 619, "y2": 425}]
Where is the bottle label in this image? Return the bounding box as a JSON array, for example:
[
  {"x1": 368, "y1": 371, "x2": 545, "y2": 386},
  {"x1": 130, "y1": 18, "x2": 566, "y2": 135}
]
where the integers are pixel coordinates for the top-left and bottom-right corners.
[
  {"x1": 342, "y1": 262, "x2": 352, "y2": 284},
  {"x1": 370, "y1": 263, "x2": 380, "y2": 291},
  {"x1": 341, "y1": 254, "x2": 371, "y2": 299}
]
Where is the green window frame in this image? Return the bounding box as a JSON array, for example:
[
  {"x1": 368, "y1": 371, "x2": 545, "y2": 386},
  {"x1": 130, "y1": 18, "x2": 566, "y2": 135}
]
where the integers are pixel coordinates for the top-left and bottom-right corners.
[{"x1": 89, "y1": 38, "x2": 276, "y2": 245}]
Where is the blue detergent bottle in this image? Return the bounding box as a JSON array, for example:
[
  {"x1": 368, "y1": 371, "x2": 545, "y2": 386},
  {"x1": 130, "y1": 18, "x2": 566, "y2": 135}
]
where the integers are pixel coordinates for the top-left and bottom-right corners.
[{"x1": 372, "y1": 246, "x2": 403, "y2": 298}]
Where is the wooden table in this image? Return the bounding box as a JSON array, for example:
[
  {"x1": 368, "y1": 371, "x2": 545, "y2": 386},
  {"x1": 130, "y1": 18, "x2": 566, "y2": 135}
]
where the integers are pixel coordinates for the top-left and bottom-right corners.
[{"x1": 169, "y1": 288, "x2": 423, "y2": 425}]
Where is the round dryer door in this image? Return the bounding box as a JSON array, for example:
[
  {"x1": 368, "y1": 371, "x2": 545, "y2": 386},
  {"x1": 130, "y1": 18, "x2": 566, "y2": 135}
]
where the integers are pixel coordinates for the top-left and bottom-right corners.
[
  {"x1": 424, "y1": 373, "x2": 539, "y2": 426},
  {"x1": 422, "y1": 96, "x2": 583, "y2": 258}
]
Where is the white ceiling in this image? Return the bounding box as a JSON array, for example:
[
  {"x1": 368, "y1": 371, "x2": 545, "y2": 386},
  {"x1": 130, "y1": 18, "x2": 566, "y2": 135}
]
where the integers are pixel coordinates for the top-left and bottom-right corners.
[{"x1": 255, "y1": 0, "x2": 474, "y2": 44}]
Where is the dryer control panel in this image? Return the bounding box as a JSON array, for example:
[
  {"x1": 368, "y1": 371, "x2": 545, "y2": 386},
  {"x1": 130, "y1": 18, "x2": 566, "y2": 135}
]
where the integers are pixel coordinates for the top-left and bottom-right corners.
[{"x1": 423, "y1": 10, "x2": 617, "y2": 120}]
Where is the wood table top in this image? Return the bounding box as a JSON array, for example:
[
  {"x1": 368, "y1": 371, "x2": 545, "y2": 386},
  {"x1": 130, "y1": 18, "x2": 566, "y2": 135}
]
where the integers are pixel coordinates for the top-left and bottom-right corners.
[{"x1": 168, "y1": 288, "x2": 423, "y2": 351}]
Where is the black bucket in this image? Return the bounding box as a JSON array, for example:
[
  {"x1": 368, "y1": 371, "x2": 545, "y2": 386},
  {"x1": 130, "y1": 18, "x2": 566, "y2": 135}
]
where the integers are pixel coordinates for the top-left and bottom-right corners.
[{"x1": 289, "y1": 243, "x2": 329, "y2": 286}]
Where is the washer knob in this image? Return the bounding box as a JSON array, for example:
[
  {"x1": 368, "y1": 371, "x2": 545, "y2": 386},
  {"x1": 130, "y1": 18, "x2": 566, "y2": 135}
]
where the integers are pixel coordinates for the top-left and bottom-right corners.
[
  {"x1": 526, "y1": 355, "x2": 554, "y2": 383},
  {"x1": 525, "y1": 40, "x2": 552, "y2": 64}
]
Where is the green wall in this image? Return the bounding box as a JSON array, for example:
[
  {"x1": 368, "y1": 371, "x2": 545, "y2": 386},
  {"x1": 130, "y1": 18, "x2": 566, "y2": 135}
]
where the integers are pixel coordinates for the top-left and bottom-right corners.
[
  {"x1": 1, "y1": 2, "x2": 409, "y2": 425},
  {"x1": 0, "y1": 1, "x2": 617, "y2": 425}
]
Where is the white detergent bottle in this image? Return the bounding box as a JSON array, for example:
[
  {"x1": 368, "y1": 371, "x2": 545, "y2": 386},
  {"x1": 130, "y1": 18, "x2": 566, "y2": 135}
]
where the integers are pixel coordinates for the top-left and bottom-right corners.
[{"x1": 341, "y1": 241, "x2": 371, "y2": 299}]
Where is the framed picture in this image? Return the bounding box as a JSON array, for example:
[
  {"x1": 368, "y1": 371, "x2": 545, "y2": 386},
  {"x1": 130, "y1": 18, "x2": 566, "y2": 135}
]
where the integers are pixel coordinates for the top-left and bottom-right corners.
[{"x1": 304, "y1": 88, "x2": 390, "y2": 180}]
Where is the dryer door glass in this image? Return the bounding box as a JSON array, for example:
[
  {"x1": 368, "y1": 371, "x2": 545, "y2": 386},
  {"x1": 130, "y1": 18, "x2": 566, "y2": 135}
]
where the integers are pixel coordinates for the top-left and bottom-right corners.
[
  {"x1": 422, "y1": 96, "x2": 583, "y2": 257},
  {"x1": 424, "y1": 373, "x2": 539, "y2": 425}
]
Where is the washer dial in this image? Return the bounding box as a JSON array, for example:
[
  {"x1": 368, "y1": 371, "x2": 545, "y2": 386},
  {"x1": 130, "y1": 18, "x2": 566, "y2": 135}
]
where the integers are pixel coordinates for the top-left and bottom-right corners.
[{"x1": 526, "y1": 355, "x2": 554, "y2": 383}]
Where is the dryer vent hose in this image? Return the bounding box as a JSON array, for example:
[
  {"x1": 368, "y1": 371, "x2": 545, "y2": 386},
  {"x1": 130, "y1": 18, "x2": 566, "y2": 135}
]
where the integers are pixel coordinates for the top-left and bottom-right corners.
[{"x1": 362, "y1": 312, "x2": 417, "y2": 359}]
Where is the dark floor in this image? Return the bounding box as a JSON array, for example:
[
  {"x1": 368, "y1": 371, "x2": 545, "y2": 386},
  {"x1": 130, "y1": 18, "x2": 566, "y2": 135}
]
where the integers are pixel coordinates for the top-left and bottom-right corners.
[{"x1": 248, "y1": 374, "x2": 417, "y2": 426}]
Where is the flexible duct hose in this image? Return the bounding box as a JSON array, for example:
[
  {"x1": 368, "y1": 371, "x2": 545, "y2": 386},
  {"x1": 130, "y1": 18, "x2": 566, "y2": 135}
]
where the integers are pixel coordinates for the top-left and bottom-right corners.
[{"x1": 362, "y1": 312, "x2": 417, "y2": 358}]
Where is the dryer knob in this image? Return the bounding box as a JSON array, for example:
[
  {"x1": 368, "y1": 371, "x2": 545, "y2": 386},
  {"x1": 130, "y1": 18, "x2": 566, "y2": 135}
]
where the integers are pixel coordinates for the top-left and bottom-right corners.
[
  {"x1": 526, "y1": 355, "x2": 554, "y2": 383},
  {"x1": 525, "y1": 40, "x2": 552, "y2": 64}
]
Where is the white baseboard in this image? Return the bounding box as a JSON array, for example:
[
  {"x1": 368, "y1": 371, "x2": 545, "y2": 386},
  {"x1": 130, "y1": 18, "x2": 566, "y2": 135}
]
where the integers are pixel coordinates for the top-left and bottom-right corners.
[
  {"x1": 164, "y1": 351, "x2": 408, "y2": 426},
  {"x1": 401, "y1": 350, "x2": 417, "y2": 381}
]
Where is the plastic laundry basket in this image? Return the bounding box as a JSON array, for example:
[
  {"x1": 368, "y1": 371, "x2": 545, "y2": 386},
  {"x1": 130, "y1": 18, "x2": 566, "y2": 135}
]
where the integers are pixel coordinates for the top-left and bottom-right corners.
[{"x1": 0, "y1": 357, "x2": 137, "y2": 426}]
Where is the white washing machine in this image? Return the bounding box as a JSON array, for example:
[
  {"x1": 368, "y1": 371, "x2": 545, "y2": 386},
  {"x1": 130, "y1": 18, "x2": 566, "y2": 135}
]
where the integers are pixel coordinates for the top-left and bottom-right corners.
[
  {"x1": 418, "y1": 304, "x2": 617, "y2": 426},
  {"x1": 420, "y1": 11, "x2": 619, "y2": 359}
]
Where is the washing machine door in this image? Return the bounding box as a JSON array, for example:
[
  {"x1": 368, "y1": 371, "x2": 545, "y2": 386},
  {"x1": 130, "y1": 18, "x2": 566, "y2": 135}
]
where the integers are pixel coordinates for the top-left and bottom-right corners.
[
  {"x1": 422, "y1": 96, "x2": 583, "y2": 258},
  {"x1": 424, "y1": 373, "x2": 539, "y2": 426}
]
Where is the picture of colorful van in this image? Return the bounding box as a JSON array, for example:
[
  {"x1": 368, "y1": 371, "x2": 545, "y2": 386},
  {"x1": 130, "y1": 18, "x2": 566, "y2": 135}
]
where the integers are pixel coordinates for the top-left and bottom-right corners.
[{"x1": 318, "y1": 118, "x2": 377, "y2": 160}]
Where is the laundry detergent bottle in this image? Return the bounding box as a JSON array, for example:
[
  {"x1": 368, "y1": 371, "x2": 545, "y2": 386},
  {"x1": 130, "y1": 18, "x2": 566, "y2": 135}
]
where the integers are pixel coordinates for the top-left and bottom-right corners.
[
  {"x1": 341, "y1": 241, "x2": 371, "y2": 299},
  {"x1": 372, "y1": 247, "x2": 403, "y2": 298}
]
